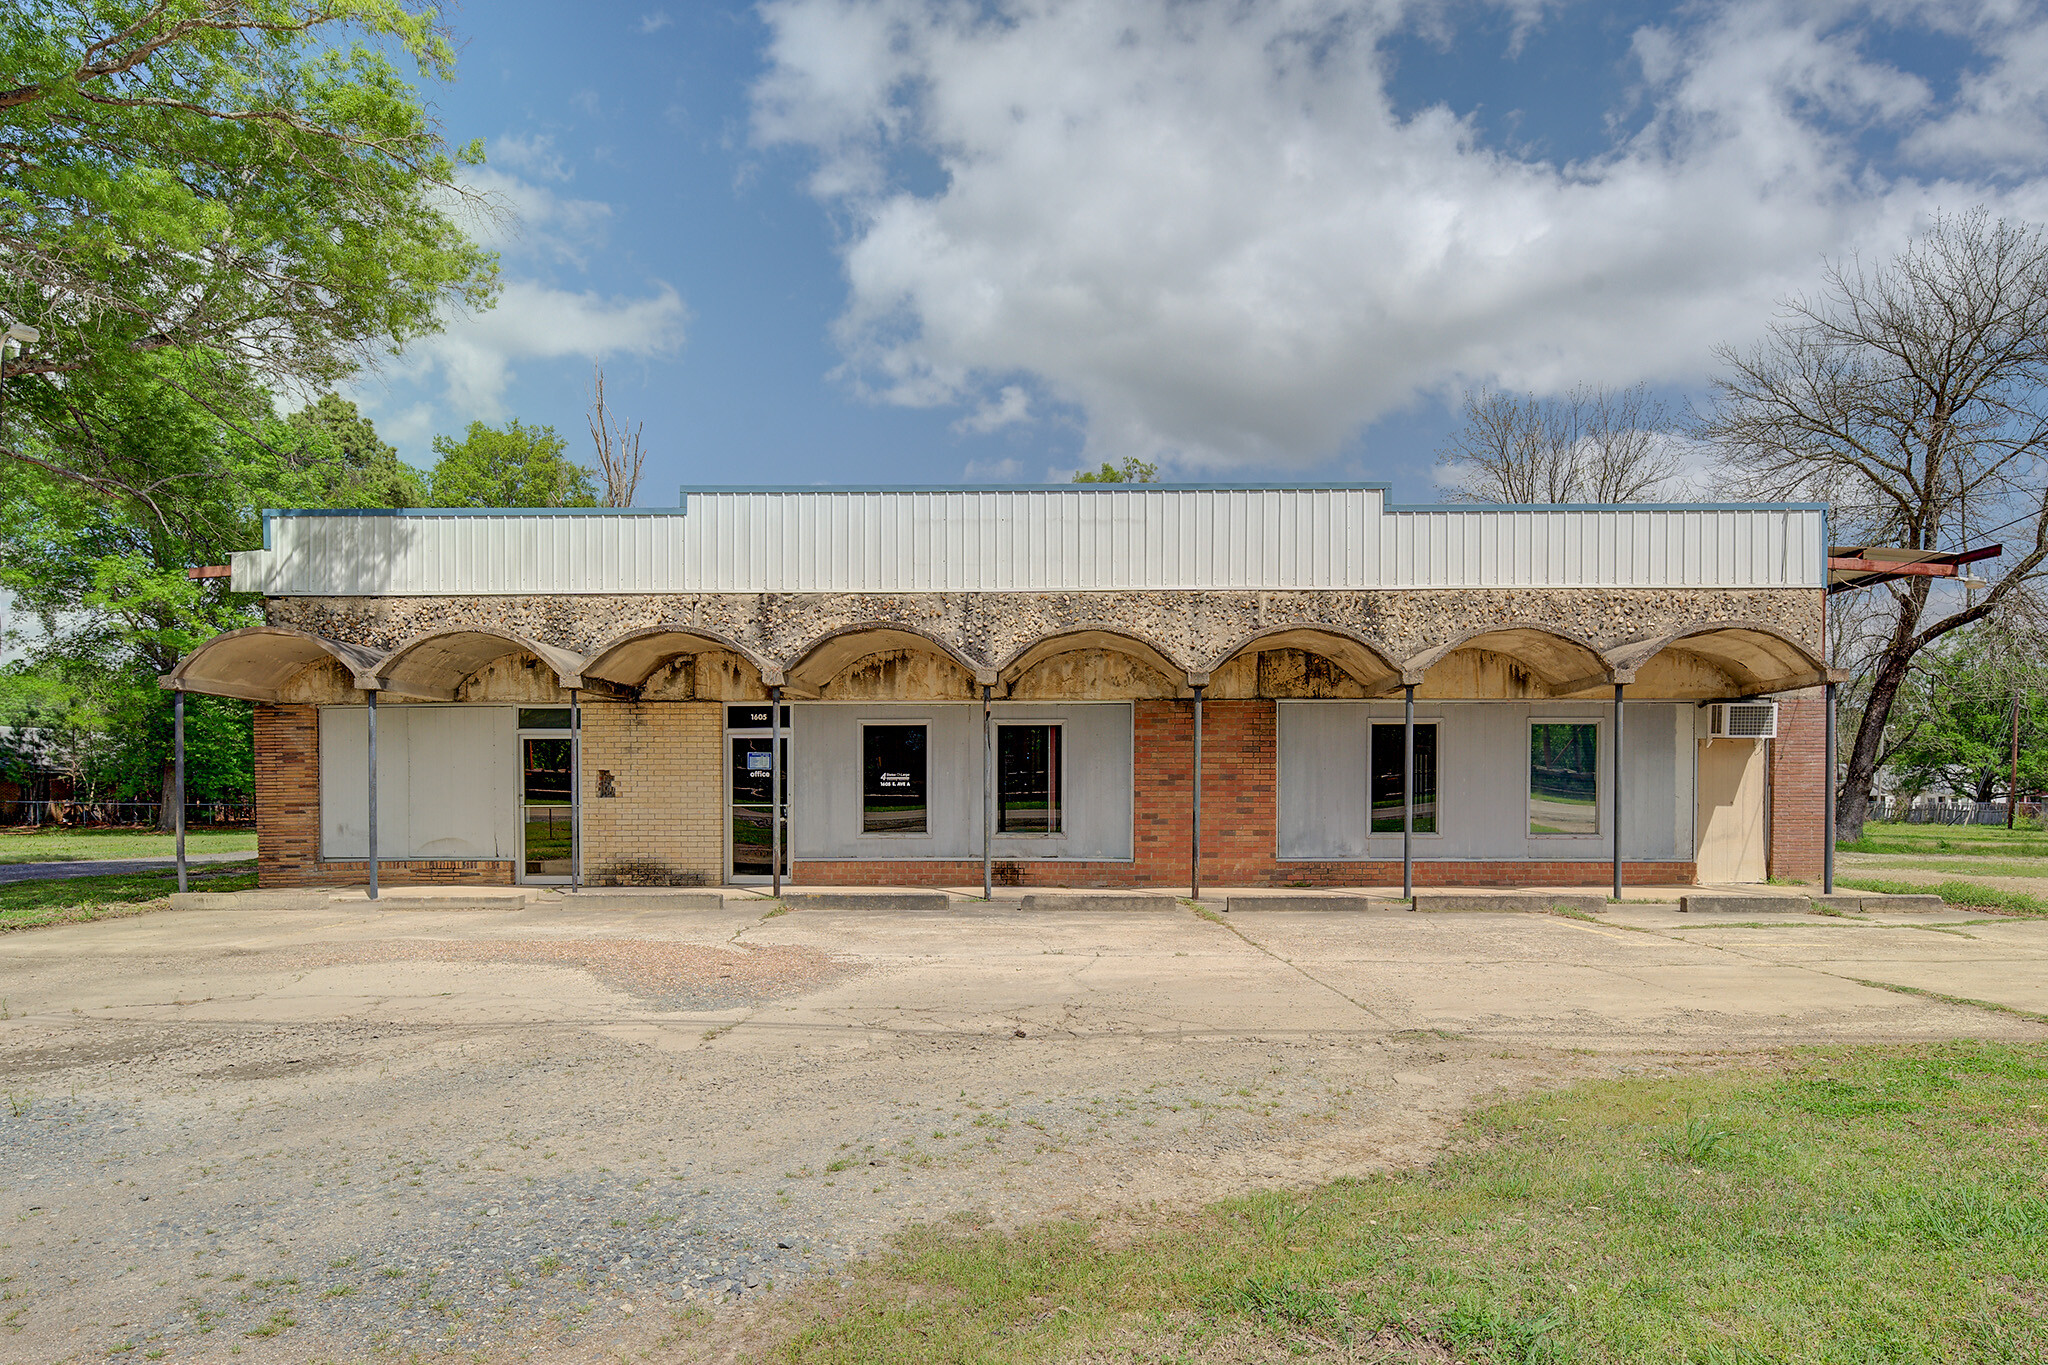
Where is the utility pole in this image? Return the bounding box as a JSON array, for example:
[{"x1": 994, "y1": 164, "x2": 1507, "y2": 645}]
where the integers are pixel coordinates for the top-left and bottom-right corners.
[{"x1": 2011, "y1": 690, "x2": 2023, "y2": 831}]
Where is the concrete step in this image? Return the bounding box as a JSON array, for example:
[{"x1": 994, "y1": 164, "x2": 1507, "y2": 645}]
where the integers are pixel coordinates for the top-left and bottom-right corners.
[
  {"x1": 1812, "y1": 892, "x2": 1949, "y2": 914},
  {"x1": 776, "y1": 891, "x2": 955, "y2": 913},
  {"x1": 1016, "y1": 893, "x2": 1183, "y2": 912},
  {"x1": 169, "y1": 890, "x2": 332, "y2": 912},
  {"x1": 1223, "y1": 895, "x2": 1385, "y2": 912},
  {"x1": 1678, "y1": 894, "x2": 1811, "y2": 915},
  {"x1": 1413, "y1": 892, "x2": 1610, "y2": 914},
  {"x1": 550, "y1": 890, "x2": 726, "y2": 911}
]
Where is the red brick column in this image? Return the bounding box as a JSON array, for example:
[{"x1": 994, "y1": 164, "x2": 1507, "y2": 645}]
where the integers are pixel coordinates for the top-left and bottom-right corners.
[
  {"x1": 1768, "y1": 687, "x2": 1827, "y2": 881},
  {"x1": 254, "y1": 704, "x2": 321, "y2": 887},
  {"x1": 1132, "y1": 697, "x2": 1194, "y2": 884},
  {"x1": 1198, "y1": 699, "x2": 1277, "y2": 885}
]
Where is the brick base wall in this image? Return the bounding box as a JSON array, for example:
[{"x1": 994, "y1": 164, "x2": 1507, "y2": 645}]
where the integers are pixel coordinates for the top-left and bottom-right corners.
[
  {"x1": 789, "y1": 858, "x2": 1696, "y2": 889},
  {"x1": 1768, "y1": 687, "x2": 1827, "y2": 881},
  {"x1": 253, "y1": 704, "x2": 517, "y2": 888}
]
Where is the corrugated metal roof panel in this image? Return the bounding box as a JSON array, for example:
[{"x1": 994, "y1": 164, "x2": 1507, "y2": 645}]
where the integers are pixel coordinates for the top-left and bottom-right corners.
[{"x1": 234, "y1": 489, "x2": 1826, "y2": 595}]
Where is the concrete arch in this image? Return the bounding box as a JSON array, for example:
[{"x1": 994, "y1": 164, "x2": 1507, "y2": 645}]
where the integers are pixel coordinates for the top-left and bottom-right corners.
[
  {"x1": 1607, "y1": 621, "x2": 1840, "y2": 697},
  {"x1": 1402, "y1": 622, "x2": 1614, "y2": 696},
  {"x1": 159, "y1": 627, "x2": 384, "y2": 702},
  {"x1": 995, "y1": 625, "x2": 1199, "y2": 696},
  {"x1": 1204, "y1": 625, "x2": 1403, "y2": 692},
  {"x1": 783, "y1": 621, "x2": 993, "y2": 697},
  {"x1": 371, "y1": 629, "x2": 587, "y2": 700},
  {"x1": 581, "y1": 626, "x2": 782, "y2": 690}
]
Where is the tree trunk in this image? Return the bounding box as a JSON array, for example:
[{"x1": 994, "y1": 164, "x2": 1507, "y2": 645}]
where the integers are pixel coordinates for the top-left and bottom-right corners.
[
  {"x1": 1838, "y1": 647, "x2": 1916, "y2": 844},
  {"x1": 157, "y1": 756, "x2": 177, "y2": 833}
]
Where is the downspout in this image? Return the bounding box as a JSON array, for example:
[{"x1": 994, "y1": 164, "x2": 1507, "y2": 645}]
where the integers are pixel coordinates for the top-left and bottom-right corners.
[
  {"x1": 1191, "y1": 683, "x2": 1204, "y2": 901},
  {"x1": 366, "y1": 690, "x2": 378, "y2": 902},
  {"x1": 173, "y1": 687, "x2": 187, "y2": 895},
  {"x1": 1612, "y1": 682, "x2": 1625, "y2": 902},
  {"x1": 570, "y1": 688, "x2": 581, "y2": 892},
  {"x1": 982, "y1": 684, "x2": 993, "y2": 901},
  {"x1": 1402, "y1": 683, "x2": 1415, "y2": 906},
  {"x1": 771, "y1": 685, "x2": 783, "y2": 899}
]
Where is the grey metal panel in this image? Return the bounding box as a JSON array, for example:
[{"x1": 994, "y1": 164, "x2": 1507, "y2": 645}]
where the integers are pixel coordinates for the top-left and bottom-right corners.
[
  {"x1": 319, "y1": 705, "x2": 516, "y2": 860},
  {"x1": 789, "y1": 702, "x2": 1132, "y2": 862},
  {"x1": 238, "y1": 492, "x2": 1823, "y2": 596},
  {"x1": 1276, "y1": 701, "x2": 1693, "y2": 863}
]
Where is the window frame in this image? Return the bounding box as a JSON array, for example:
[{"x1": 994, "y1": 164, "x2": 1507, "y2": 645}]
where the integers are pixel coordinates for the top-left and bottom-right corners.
[
  {"x1": 1367, "y1": 720, "x2": 1442, "y2": 837},
  {"x1": 1527, "y1": 717, "x2": 1603, "y2": 838},
  {"x1": 857, "y1": 718, "x2": 933, "y2": 838},
  {"x1": 994, "y1": 719, "x2": 1066, "y2": 837}
]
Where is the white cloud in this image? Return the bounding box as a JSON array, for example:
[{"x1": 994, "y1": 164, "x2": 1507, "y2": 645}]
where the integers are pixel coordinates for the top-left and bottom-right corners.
[
  {"x1": 754, "y1": 0, "x2": 2048, "y2": 470},
  {"x1": 952, "y1": 383, "x2": 1030, "y2": 433},
  {"x1": 961, "y1": 455, "x2": 1023, "y2": 480},
  {"x1": 459, "y1": 159, "x2": 613, "y2": 267},
  {"x1": 639, "y1": 10, "x2": 673, "y2": 34},
  {"x1": 409, "y1": 281, "x2": 688, "y2": 422},
  {"x1": 491, "y1": 132, "x2": 574, "y2": 182}
]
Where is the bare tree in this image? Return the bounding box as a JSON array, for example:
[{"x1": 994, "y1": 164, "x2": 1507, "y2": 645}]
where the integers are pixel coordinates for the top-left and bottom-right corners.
[
  {"x1": 1698, "y1": 209, "x2": 2048, "y2": 841},
  {"x1": 1435, "y1": 382, "x2": 1686, "y2": 504},
  {"x1": 586, "y1": 366, "x2": 646, "y2": 508}
]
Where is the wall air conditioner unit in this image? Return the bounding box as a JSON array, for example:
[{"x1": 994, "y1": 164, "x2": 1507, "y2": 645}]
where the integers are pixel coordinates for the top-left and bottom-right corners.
[{"x1": 1709, "y1": 701, "x2": 1778, "y2": 740}]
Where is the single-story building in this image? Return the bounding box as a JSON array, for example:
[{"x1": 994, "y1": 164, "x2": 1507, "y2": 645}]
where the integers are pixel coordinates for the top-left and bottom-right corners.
[{"x1": 163, "y1": 484, "x2": 1842, "y2": 893}]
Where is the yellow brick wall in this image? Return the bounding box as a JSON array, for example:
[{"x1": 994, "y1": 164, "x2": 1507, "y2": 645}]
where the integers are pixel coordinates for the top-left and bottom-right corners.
[{"x1": 580, "y1": 701, "x2": 725, "y2": 885}]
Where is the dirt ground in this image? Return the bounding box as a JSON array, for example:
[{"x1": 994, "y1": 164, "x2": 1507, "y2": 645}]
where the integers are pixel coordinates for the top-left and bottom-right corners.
[{"x1": 3, "y1": 896, "x2": 2045, "y2": 1363}]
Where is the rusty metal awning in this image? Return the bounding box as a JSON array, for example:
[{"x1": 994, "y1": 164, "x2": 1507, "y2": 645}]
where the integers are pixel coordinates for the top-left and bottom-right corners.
[{"x1": 1828, "y1": 544, "x2": 2001, "y2": 594}]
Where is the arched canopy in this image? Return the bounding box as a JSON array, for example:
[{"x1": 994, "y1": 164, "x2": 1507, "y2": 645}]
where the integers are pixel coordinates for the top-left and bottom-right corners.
[
  {"x1": 1608, "y1": 623, "x2": 1841, "y2": 698},
  {"x1": 1403, "y1": 624, "x2": 1613, "y2": 696},
  {"x1": 784, "y1": 622, "x2": 993, "y2": 697},
  {"x1": 1205, "y1": 625, "x2": 1402, "y2": 692},
  {"x1": 996, "y1": 626, "x2": 1197, "y2": 695},
  {"x1": 159, "y1": 627, "x2": 382, "y2": 702},
  {"x1": 581, "y1": 626, "x2": 781, "y2": 689},
  {"x1": 371, "y1": 629, "x2": 586, "y2": 700}
]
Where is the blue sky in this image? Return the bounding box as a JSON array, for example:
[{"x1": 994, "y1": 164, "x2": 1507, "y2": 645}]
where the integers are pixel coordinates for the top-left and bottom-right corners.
[{"x1": 346, "y1": 0, "x2": 2048, "y2": 503}]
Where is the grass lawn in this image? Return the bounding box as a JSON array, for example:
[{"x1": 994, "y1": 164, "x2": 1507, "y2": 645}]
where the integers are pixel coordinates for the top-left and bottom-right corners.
[
  {"x1": 1838, "y1": 876, "x2": 2048, "y2": 916},
  {"x1": 1840, "y1": 822, "x2": 2048, "y2": 860},
  {"x1": 765, "y1": 1041, "x2": 2048, "y2": 1364},
  {"x1": 0, "y1": 860, "x2": 257, "y2": 931},
  {"x1": 0, "y1": 826, "x2": 257, "y2": 865}
]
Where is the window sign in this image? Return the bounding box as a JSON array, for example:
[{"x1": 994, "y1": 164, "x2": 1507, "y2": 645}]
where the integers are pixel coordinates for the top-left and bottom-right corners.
[
  {"x1": 726, "y1": 705, "x2": 791, "y2": 730},
  {"x1": 746, "y1": 751, "x2": 774, "y2": 772},
  {"x1": 998, "y1": 724, "x2": 1062, "y2": 834},
  {"x1": 862, "y1": 724, "x2": 928, "y2": 834},
  {"x1": 1368, "y1": 723, "x2": 1438, "y2": 834},
  {"x1": 1530, "y1": 722, "x2": 1599, "y2": 835}
]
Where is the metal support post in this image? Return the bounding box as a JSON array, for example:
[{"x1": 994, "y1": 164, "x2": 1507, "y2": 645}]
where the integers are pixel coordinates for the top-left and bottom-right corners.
[
  {"x1": 1612, "y1": 683, "x2": 1625, "y2": 901},
  {"x1": 173, "y1": 688, "x2": 188, "y2": 895},
  {"x1": 570, "y1": 688, "x2": 582, "y2": 891},
  {"x1": 982, "y1": 685, "x2": 993, "y2": 900},
  {"x1": 1190, "y1": 684, "x2": 1204, "y2": 901},
  {"x1": 366, "y1": 690, "x2": 379, "y2": 901},
  {"x1": 1824, "y1": 681, "x2": 1838, "y2": 894},
  {"x1": 1403, "y1": 683, "x2": 1415, "y2": 905},
  {"x1": 770, "y1": 686, "x2": 783, "y2": 899}
]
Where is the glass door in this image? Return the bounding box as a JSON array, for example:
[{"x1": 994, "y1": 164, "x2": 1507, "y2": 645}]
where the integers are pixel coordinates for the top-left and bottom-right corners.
[
  {"x1": 519, "y1": 720, "x2": 574, "y2": 883},
  {"x1": 726, "y1": 705, "x2": 789, "y2": 881}
]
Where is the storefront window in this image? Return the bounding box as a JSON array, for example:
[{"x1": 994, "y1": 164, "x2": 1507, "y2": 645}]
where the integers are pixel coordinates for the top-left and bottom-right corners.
[
  {"x1": 1368, "y1": 723, "x2": 1437, "y2": 833},
  {"x1": 998, "y1": 724, "x2": 1062, "y2": 834},
  {"x1": 862, "y1": 724, "x2": 927, "y2": 834},
  {"x1": 1529, "y1": 722, "x2": 1599, "y2": 835}
]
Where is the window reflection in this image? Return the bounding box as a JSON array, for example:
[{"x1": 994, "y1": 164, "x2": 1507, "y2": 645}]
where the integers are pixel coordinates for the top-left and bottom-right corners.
[
  {"x1": 1530, "y1": 722, "x2": 1599, "y2": 835},
  {"x1": 1369, "y1": 723, "x2": 1437, "y2": 834},
  {"x1": 998, "y1": 724, "x2": 1062, "y2": 834},
  {"x1": 862, "y1": 725, "x2": 927, "y2": 834}
]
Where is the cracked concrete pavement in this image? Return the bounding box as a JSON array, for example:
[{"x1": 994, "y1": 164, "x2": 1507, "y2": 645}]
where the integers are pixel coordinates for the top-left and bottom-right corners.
[{"x1": 1, "y1": 896, "x2": 2044, "y2": 1362}]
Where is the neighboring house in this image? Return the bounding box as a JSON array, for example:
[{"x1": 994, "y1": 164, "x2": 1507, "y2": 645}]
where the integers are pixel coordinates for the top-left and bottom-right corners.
[
  {"x1": 0, "y1": 724, "x2": 74, "y2": 823},
  {"x1": 163, "y1": 484, "x2": 1838, "y2": 890}
]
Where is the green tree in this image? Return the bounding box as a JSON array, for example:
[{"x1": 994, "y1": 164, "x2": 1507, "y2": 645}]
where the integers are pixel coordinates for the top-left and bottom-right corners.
[
  {"x1": 1883, "y1": 634, "x2": 2047, "y2": 804},
  {"x1": 1072, "y1": 457, "x2": 1160, "y2": 484},
  {"x1": 428, "y1": 420, "x2": 599, "y2": 508},
  {"x1": 0, "y1": 1, "x2": 498, "y2": 518},
  {"x1": 283, "y1": 393, "x2": 428, "y2": 508}
]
